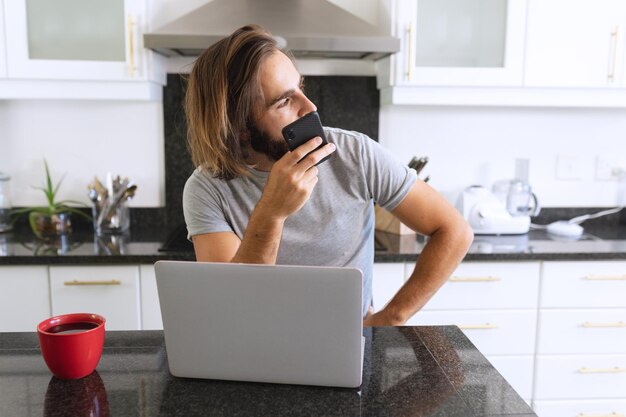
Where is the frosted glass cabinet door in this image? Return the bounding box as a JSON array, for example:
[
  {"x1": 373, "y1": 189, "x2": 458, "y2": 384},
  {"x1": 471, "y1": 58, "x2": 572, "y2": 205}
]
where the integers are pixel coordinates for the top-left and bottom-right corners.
[
  {"x1": 394, "y1": 0, "x2": 527, "y2": 86},
  {"x1": 4, "y1": 0, "x2": 147, "y2": 81}
]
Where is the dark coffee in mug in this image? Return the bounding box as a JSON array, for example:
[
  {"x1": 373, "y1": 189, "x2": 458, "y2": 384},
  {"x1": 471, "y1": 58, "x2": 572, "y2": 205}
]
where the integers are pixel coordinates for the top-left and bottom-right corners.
[{"x1": 45, "y1": 322, "x2": 99, "y2": 334}]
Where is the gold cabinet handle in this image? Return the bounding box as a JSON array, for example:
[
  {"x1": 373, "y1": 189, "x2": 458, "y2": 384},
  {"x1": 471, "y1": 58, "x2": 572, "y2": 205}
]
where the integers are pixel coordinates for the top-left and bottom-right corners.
[
  {"x1": 584, "y1": 275, "x2": 626, "y2": 281},
  {"x1": 128, "y1": 15, "x2": 135, "y2": 77},
  {"x1": 449, "y1": 276, "x2": 501, "y2": 282},
  {"x1": 578, "y1": 367, "x2": 626, "y2": 374},
  {"x1": 608, "y1": 26, "x2": 619, "y2": 83},
  {"x1": 64, "y1": 280, "x2": 121, "y2": 286},
  {"x1": 458, "y1": 323, "x2": 498, "y2": 330},
  {"x1": 577, "y1": 413, "x2": 625, "y2": 417},
  {"x1": 581, "y1": 321, "x2": 626, "y2": 328},
  {"x1": 406, "y1": 22, "x2": 412, "y2": 81}
]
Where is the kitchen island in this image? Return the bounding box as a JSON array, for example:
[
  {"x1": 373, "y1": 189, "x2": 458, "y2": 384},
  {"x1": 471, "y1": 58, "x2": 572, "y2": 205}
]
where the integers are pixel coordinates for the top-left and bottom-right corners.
[{"x1": 0, "y1": 326, "x2": 536, "y2": 417}]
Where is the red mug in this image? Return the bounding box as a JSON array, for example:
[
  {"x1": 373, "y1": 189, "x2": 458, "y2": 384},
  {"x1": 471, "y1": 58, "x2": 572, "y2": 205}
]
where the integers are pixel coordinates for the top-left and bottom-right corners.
[{"x1": 37, "y1": 313, "x2": 106, "y2": 380}]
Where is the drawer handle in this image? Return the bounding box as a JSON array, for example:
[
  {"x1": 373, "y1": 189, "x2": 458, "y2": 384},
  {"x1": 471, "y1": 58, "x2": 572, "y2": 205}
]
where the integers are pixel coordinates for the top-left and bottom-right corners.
[
  {"x1": 64, "y1": 280, "x2": 122, "y2": 286},
  {"x1": 127, "y1": 15, "x2": 136, "y2": 77},
  {"x1": 584, "y1": 275, "x2": 626, "y2": 281},
  {"x1": 582, "y1": 321, "x2": 626, "y2": 328},
  {"x1": 406, "y1": 22, "x2": 412, "y2": 81},
  {"x1": 449, "y1": 276, "x2": 501, "y2": 282},
  {"x1": 458, "y1": 323, "x2": 498, "y2": 330},
  {"x1": 578, "y1": 367, "x2": 626, "y2": 374},
  {"x1": 577, "y1": 413, "x2": 625, "y2": 417}
]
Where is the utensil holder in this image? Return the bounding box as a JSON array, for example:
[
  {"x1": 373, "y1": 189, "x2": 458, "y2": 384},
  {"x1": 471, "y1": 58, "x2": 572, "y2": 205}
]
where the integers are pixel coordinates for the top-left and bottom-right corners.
[{"x1": 93, "y1": 203, "x2": 130, "y2": 235}]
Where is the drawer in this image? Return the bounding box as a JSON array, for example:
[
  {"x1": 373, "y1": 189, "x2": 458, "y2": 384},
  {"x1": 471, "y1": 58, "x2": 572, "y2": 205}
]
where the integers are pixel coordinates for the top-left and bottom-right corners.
[
  {"x1": 0, "y1": 266, "x2": 50, "y2": 332},
  {"x1": 407, "y1": 309, "x2": 537, "y2": 355},
  {"x1": 50, "y1": 265, "x2": 140, "y2": 330},
  {"x1": 542, "y1": 261, "x2": 626, "y2": 308},
  {"x1": 372, "y1": 263, "x2": 405, "y2": 311},
  {"x1": 533, "y1": 399, "x2": 626, "y2": 417},
  {"x1": 538, "y1": 309, "x2": 626, "y2": 354},
  {"x1": 422, "y1": 261, "x2": 540, "y2": 310},
  {"x1": 534, "y1": 354, "x2": 626, "y2": 400},
  {"x1": 486, "y1": 355, "x2": 534, "y2": 400}
]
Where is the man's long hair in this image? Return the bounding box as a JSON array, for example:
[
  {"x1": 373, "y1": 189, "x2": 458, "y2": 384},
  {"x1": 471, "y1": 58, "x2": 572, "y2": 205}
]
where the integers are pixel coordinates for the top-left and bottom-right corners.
[{"x1": 185, "y1": 25, "x2": 278, "y2": 180}]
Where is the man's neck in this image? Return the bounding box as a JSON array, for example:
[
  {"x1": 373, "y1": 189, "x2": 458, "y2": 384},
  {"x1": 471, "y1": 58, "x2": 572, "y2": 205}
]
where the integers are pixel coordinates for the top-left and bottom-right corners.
[{"x1": 245, "y1": 149, "x2": 275, "y2": 172}]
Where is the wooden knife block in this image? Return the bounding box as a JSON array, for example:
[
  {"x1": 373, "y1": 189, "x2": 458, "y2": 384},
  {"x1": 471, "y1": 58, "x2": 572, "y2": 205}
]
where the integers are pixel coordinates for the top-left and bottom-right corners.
[{"x1": 374, "y1": 205, "x2": 416, "y2": 235}]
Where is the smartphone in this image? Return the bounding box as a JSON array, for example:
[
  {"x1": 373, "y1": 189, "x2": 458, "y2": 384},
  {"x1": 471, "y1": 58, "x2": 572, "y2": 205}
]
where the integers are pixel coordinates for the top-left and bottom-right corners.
[{"x1": 281, "y1": 111, "x2": 332, "y2": 165}]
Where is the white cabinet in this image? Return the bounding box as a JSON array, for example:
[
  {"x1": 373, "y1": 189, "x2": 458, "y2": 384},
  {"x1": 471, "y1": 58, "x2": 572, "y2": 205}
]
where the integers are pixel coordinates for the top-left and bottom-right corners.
[
  {"x1": 371, "y1": 262, "x2": 405, "y2": 311},
  {"x1": 49, "y1": 265, "x2": 141, "y2": 330},
  {"x1": 533, "y1": 399, "x2": 626, "y2": 417},
  {"x1": 525, "y1": 0, "x2": 626, "y2": 88},
  {"x1": 0, "y1": 0, "x2": 6, "y2": 78},
  {"x1": 386, "y1": 0, "x2": 527, "y2": 87},
  {"x1": 534, "y1": 261, "x2": 626, "y2": 414},
  {"x1": 1, "y1": 0, "x2": 166, "y2": 100},
  {"x1": 140, "y1": 264, "x2": 162, "y2": 330},
  {"x1": 0, "y1": 266, "x2": 50, "y2": 332}
]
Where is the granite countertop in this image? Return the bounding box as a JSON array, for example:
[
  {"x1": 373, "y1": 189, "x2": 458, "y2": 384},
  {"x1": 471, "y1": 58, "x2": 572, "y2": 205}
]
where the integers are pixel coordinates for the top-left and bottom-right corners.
[
  {"x1": 1, "y1": 222, "x2": 625, "y2": 265},
  {"x1": 0, "y1": 326, "x2": 536, "y2": 417}
]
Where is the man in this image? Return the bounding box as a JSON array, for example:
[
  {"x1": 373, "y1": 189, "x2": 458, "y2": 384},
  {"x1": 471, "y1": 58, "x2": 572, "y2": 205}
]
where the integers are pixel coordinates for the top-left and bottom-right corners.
[{"x1": 183, "y1": 25, "x2": 473, "y2": 326}]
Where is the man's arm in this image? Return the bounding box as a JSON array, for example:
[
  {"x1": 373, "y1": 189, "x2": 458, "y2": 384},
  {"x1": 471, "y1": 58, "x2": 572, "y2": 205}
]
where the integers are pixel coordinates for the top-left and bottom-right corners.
[
  {"x1": 193, "y1": 137, "x2": 336, "y2": 263},
  {"x1": 364, "y1": 180, "x2": 473, "y2": 326}
]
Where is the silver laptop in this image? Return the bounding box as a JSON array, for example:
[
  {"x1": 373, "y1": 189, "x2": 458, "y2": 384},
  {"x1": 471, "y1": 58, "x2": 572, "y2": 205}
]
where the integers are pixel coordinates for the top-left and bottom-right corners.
[{"x1": 154, "y1": 260, "x2": 364, "y2": 388}]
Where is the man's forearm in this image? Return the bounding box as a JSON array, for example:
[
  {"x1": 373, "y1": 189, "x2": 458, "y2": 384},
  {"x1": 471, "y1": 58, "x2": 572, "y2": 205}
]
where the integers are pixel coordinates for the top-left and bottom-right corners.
[
  {"x1": 230, "y1": 200, "x2": 286, "y2": 264},
  {"x1": 383, "y1": 221, "x2": 473, "y2": 324}
]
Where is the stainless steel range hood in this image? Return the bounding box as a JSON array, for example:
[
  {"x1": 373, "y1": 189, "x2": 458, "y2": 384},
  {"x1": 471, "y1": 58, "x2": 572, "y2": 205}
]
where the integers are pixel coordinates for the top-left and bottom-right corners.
[{"x1": 144, "y1": 0, "x2": 400, "y2": 60}]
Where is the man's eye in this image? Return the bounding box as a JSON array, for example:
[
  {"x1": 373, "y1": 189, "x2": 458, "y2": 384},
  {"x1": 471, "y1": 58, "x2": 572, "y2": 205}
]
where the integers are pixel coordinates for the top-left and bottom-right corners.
[{"x1": 277, "y1": 98, "x2": 290, "y2": 108}]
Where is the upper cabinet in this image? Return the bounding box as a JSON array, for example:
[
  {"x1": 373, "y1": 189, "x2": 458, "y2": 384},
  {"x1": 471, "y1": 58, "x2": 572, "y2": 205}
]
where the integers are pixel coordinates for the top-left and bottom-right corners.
[
  {"x1": 1, "y1": 0, "x2": 166, "y2": 100},
  {"x1": 379, "y1": 0, "x2": 527, "y2": 87},
  {"x1": 0, "y1": 0, "x2": 7, "y2": 78},
  {"x1": 525, "y1": 0, "x2": 626, "y2": 88}
]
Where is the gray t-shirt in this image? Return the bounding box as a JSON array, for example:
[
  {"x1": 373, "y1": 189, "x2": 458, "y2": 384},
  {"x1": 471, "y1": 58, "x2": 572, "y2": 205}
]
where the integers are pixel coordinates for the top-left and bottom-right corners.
[{"x1": 183, "y1": 127, "x2": 417, "y2": 317}]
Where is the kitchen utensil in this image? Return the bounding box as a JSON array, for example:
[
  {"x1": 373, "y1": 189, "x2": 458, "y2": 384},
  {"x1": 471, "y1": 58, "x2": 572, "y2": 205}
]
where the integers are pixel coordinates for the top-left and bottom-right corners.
[
  {"x1": 457, "y1": 185, "x2": 530, "y2": 235},
  {"x1": 37, "y1": 313, "x2": 106, "y2": 379},
  {"x1": 0, "y1": 172, "x2": 12, "y2": 232}
]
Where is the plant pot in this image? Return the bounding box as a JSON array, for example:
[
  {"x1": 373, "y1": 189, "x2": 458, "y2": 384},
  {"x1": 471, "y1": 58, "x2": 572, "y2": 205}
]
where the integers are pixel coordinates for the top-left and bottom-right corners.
[{"x1": 29, "y1": 212, "x2": 72, "y2": 237}]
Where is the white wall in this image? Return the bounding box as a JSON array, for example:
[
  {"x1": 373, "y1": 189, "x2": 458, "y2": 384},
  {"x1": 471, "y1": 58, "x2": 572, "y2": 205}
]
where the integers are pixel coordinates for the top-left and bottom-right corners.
[
  {"x1": 0, "y1": 100, "x2": 165, "y2": 207},
  {"x1": 379, "y1": 105, "x2": 626, "y2": 207}
]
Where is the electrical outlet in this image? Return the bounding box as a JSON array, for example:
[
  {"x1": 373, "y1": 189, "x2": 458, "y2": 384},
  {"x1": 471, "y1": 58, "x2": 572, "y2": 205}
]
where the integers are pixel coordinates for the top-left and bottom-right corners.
[
  {"x1": 596, "y1": 155, "x2": 626, "y2": 181},
  {"x1": 556, "y1": 155, "x2": 582, "y2": 180}
]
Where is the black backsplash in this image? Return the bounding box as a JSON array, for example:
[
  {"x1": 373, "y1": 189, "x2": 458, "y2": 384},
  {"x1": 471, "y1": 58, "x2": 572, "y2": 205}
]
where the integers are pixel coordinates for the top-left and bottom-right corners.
[{"x1": 162, "y1": 74, "x2": 380, "y2": 233}]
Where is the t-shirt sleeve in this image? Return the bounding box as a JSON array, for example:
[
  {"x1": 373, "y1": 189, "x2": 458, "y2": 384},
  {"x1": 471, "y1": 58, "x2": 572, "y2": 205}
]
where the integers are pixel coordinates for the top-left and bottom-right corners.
[
  {"x1": 356, "y1": 132, "x2": 417, "y2": 211},
  {"x1": 182, "y1": 170, "x2": 234, "y2": 238}
]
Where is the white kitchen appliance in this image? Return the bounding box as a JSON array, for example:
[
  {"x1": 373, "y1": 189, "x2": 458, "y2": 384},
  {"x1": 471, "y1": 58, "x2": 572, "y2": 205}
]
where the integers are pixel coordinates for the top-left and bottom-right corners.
[{"x1": 457, "y1": 185, "x2": 531, "y2": 235}]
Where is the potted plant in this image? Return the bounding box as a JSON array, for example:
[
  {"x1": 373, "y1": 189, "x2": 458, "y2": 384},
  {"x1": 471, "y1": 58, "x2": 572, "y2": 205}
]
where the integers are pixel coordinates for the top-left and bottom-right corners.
[{"x1": 12, "y1": 160, "x2": 90, "y2": 237}]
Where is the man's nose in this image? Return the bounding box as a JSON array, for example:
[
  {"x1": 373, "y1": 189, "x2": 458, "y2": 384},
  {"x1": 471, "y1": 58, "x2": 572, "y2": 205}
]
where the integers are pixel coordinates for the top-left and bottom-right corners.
[{"x1": 298, "y1": 94, "x2": 317, "y2": 117}]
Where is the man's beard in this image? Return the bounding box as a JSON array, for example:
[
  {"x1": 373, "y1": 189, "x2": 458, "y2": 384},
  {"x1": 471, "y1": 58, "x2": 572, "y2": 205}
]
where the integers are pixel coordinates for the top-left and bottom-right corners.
[{"x1": 248, "y1": 122, "x2": 290, "y2": 162}]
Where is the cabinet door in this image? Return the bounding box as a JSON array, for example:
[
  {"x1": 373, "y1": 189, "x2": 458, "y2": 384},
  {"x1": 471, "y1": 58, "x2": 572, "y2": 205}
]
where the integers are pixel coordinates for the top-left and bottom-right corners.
[
  {"x1": 49, "y1": 265, "x2": 140, "y2": 330},
  {"x1": 537, "y1": 309, "x2": 626, "y2": 355},
  {"x1": 393, "y1": 0, "x2": 526, "y2": 86},
  {"x1": 4, "y1": 0, "x2": 148, "y2": 81},
  {"x1": 534, "y1": 354, "x2": 626, "y2": 400},
  {"x1": 486, "y1": 355, "x2": 534, "y2": 402},
  {"x1": 541, "y1": 261, "x2": 626, "y2": 308},
  {"x1": 0, "y1": 0, "x2": 7, "y2": 78},
  {"x1": 371, "y1": 263, "x2": 405, "y2": 311},
  {"x1": 139, "y1": 264, "x2": 162, "y2": 330},
  {"x1": 525, "y1": 0, "x2": 626, "y2": 87},
  {"x1": 422, "y1": 261, "x2": 541, "y2": 310},
  {"x1": 0, "y1": 266, "x2": 50, "y2": 332}
]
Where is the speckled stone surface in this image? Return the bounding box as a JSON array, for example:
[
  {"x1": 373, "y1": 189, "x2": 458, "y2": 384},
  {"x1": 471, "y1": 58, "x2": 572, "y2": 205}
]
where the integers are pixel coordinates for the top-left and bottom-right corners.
[
  {"x1": 0, "y1": 326, "x2": 535, "y2": 417},
  {"x1": 1, "y1": 220, "x2": 626, "y2": 265}
]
